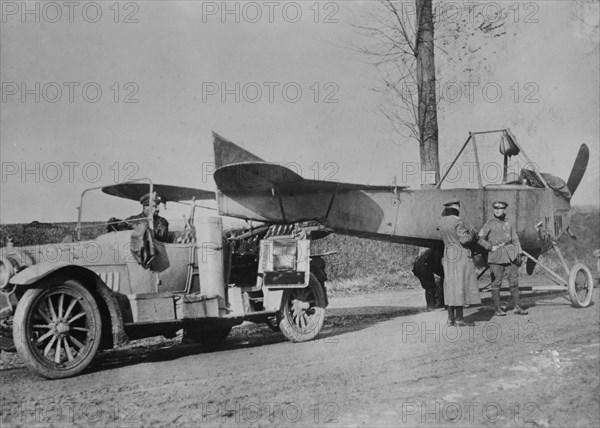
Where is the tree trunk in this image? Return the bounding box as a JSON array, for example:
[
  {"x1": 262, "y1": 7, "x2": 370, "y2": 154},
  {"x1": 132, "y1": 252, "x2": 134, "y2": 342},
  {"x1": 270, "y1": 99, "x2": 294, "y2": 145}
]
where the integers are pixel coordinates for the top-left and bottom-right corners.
[{"x1": 416, "y1": 0, "x2": 440, "y2": 184}]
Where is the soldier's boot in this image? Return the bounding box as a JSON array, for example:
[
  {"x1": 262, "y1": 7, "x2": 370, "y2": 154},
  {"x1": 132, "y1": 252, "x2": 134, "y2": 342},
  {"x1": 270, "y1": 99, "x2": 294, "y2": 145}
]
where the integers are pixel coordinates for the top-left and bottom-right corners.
[
  {"x1": 510, "y1": 288, "x2": 528, "y2": 315},
  {"x1": 425, "y1": 289, "x2": 436, "y2": 310},
  {"x1": 454, "y1": 306, "x2": 474, "y2": 327},
  {"x1": 447, "y1": 307, "x2": 456, "y2": 326},
  {"x1": 492, "y1": 289, "x2": 507, "y2": 316},
  {"x1": 435, "y1": 280, "x2": 445, "y2": 309}
]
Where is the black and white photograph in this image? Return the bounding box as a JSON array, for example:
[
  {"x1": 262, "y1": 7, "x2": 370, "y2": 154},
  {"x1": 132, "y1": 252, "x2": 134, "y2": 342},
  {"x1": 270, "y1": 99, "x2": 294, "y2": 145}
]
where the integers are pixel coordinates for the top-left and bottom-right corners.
[{"x1": 1, "y1": 1, "x2": 599, "y2": 426}]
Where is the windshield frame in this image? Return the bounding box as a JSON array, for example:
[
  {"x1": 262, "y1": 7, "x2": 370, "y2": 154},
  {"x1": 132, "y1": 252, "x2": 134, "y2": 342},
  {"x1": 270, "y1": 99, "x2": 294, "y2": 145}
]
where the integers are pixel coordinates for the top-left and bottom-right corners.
[{"x1": 75, "y1": 178, "x2": 154, "y2": 241}]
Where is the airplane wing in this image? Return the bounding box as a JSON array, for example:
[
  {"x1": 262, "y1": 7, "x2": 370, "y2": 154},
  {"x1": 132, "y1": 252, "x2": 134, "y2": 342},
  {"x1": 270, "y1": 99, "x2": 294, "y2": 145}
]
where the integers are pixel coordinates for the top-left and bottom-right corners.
[
  {"x1": 212, "y1": 132, "x2": 402, "y2": 226},
  {"x1": 214, "y1": 162, "x2": 395, "y2": 194},
  {"x1": 102, "y1": 183, "x2": 215, "y2": 203},
  {"x1": 213, "y1": 133, "x2": 399, "y2": 194}
]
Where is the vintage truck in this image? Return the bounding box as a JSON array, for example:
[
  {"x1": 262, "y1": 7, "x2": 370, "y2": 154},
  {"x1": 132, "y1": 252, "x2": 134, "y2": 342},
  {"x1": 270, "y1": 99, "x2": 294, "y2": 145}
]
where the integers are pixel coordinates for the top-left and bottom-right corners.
[{"x1": 0, "y1": 180, "x2": 330, "y2": 379}]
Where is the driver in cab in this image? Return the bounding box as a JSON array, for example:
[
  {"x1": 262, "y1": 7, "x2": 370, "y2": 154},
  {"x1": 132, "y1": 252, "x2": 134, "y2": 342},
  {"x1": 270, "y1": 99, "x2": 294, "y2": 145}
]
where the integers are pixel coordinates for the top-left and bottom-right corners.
[{"x1": 108, "y1": 193, "x2": 169, "y2": 242}]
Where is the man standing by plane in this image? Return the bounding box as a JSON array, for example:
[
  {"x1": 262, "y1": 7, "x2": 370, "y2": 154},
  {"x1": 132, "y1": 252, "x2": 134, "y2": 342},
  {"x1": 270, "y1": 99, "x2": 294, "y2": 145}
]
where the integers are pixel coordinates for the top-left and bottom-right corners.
[
  {"x1": 478, "y1": 201, "x2": 528, "y2": 316},
  {"x1": 437, "y1": 198, "x2": 481, "y2": 326}
]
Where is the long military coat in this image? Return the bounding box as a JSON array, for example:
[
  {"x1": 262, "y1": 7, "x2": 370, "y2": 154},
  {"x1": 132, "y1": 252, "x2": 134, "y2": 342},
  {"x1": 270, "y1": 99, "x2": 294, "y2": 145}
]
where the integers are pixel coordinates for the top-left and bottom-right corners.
[{"x1": 437, "y1": 215, "x2": 481, "y2": 306}]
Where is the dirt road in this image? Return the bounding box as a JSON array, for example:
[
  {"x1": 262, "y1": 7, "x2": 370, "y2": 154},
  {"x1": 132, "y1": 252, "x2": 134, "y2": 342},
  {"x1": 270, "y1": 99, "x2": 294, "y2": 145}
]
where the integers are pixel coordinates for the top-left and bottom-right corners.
[{"x1": 2, "y1": 284, "x2": 599, "y2": 427}]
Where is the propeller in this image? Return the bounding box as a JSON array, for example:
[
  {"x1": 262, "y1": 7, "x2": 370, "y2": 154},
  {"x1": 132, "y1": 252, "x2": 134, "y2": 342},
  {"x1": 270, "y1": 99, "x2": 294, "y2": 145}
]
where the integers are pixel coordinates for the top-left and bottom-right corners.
[{"x1": 566, "y1": 144, "x2": 589, "y2": 196}]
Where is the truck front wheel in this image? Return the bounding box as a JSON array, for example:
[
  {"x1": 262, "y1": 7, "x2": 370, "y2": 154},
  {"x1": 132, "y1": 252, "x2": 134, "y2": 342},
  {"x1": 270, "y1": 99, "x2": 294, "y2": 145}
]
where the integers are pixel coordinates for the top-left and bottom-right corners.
[
  {"x1": 13, "y1": 279, "x2": 102, "y2": 379},
  {"x1": 279, "y1": 274, "x2": 326, "y2": 342}
]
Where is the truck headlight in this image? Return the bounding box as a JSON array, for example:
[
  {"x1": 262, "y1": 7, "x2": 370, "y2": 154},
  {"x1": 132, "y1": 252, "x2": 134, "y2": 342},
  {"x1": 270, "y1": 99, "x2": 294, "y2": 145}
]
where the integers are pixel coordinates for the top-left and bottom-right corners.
[
  {"x1": 261, "y1": 239, "x2": 298, "y2": 272},
  {"x1": 272, "y1": 241, "x2": 297, "y2": 271}
]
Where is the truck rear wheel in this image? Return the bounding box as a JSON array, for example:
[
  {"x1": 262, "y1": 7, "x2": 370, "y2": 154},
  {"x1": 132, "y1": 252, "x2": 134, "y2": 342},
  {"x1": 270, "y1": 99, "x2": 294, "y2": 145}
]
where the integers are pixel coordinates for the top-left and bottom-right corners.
[
  {"x1": 13, "y1": 279, "x2": 102, "y2": 379},
  {"x1": 279, "y1": 274, "x2": 326, "y2": 342}
]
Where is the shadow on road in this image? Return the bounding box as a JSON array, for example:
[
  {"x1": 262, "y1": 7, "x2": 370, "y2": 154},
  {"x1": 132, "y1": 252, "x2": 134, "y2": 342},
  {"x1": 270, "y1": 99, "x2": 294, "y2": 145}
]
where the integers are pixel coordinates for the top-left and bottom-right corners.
[
  {"x1": 464, "y1": 289, "x2": 572, "y2": 322},
  {"x1": 87, "y1": 289, "x2": 571, "y2": 375},
  {"x1": 89, "y1": 306, "x2": 423, "y2": 375}
]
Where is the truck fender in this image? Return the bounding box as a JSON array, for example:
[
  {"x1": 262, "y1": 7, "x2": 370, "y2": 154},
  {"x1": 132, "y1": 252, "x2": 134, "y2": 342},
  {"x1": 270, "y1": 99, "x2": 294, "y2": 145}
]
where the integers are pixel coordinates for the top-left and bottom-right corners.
[
  {"x1": 10, "y1": 261, "x2": 72, "y2": 286},
  {"x1": 12, "y1": 264, "x2": 128, "y2": 349}
]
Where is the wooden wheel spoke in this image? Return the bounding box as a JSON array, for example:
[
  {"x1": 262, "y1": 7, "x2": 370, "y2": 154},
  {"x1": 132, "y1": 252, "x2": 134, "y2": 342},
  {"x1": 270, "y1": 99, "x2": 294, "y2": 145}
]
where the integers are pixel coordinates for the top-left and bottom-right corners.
[
  {"x1": 44, "y1": 335, "x2": 57, "y2": 356},
  {"x1": 54, "y1": 337, "x2": 63, "y2": 363},
  {"x1": 67, "y1": 311, "x2": 86, "y2": 324},
  {"x1": 36, "y1": 307, "x2": 52, "y2": 324},
  {"x1": 36, "y1": 330, "x2": 55, "y2": 344},
  {"x1": 58, "y1": 294, "x2": 65, "y2": 318},
  {"x1": 63, "y1": 298, "x2": 78, "y2": 320},
  {"x1": 32, "y1": 324, "x2": 52, "y2": 329},
  {"x1": 63, "y1": 337, "x2": 75, "y2": 361},
  {"x1": 47, "y1": 297, "x2": 58, "y2": 321},
  {"x1": 69, "y1": 335, "x2": 85, "y2": 350}
]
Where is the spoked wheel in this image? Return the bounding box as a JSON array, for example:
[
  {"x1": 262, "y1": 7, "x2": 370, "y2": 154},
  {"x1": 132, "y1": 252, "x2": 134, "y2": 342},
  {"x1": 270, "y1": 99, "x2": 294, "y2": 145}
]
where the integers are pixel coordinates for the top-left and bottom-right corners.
[
  {"x1": 568, "y1": 263, "x2": 594, "y2": 308},
  {"x1": 279, "y1": 274, "x2": 326, "y2": 342},
  {"x1": 13, "y1": 279, "x2": 102, "y2": 379}
]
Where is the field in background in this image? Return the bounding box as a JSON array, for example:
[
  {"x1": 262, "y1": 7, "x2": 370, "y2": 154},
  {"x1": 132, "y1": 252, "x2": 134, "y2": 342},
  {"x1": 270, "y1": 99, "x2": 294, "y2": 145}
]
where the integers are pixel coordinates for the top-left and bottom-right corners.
[{"x1": 1, "y1": 207, "x2": 598, "y2": 295}]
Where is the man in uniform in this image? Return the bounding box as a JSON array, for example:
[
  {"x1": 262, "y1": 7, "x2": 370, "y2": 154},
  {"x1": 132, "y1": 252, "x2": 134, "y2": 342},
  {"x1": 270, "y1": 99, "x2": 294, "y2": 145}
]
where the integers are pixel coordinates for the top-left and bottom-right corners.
[
  {"x1": 478, "y1": 201, "x2": 528, "y2": 316},
  {"x1": 412, "y1": 247, "x2": 445, "y2": 310},
  {"x1": 437, "y1": 198, "x2": 481, "y2": 326},
  {"x1": 125, "y1": 193, "x2": 169, "y2": 242}
]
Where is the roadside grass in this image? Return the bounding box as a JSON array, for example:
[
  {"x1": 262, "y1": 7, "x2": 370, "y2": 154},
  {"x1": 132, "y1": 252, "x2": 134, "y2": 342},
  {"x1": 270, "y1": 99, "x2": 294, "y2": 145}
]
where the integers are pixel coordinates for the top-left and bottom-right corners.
[
  {"x1": 0, "y1": 222, "x2": 105, "y2": 246},
  {"x1": 1, "y1": 207, "x2": 598, "y2": 295}
]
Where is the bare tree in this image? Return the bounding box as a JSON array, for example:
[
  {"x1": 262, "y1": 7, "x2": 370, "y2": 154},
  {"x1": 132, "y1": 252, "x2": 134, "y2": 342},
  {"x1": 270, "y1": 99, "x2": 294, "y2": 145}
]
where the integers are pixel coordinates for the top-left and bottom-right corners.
[
  {"x1": 416, "y1": 0, "x2": 438, "y2": 183},
  {"x1": 356, "y1": 0, "x2": 509, "y2": 184}
]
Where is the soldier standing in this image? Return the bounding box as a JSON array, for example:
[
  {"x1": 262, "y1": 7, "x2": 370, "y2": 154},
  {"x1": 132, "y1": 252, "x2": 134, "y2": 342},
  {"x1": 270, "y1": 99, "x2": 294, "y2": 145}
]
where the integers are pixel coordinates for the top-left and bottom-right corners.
[
  {"x1": 478, "y1": 201, "x2": 528, "y2": 316},
  {"x1": 437, "y1": 199, "x2": 481, "y2": 326}
]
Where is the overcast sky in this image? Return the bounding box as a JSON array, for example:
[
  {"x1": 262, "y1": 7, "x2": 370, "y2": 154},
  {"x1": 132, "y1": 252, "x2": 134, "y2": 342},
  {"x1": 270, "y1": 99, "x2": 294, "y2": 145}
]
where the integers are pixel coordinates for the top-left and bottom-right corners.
[{"x1": 1, "y1": 1, "x2": 599, "y2": 224}]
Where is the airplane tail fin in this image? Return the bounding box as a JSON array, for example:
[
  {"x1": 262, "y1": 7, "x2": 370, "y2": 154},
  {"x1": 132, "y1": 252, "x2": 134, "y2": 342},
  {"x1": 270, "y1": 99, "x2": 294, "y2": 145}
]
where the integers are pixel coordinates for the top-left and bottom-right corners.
[{"x1": 213, "y1": 132, "x2": 265, "y2": 169}]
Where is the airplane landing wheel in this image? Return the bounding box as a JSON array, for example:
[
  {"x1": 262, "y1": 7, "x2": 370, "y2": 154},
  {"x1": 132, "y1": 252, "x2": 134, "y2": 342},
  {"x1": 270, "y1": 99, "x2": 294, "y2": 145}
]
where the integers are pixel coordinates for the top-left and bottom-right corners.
[{"x1": 568, "y1": 263, "x2": 594, "y2": 308}]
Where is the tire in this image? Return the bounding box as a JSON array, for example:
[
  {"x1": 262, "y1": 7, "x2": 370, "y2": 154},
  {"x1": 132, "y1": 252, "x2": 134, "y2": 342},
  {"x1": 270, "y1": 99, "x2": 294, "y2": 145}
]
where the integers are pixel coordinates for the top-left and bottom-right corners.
[
  {"x1": 13, "y1": 279, "x2": 102, "y2": 379},
  {"x1": 279, "y1": 274, "x2": 326, "y2": 342},
  {"x1": 568, "y1": 263, "x2": 594, "y2": 308},
  {"x1": 183, "y1": 323, "x2": 232, "y2": 345}
]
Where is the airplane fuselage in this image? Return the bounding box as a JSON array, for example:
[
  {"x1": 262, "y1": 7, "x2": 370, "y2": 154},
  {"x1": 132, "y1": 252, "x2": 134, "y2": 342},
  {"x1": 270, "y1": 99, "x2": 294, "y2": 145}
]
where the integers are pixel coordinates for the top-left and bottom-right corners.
[{"x1": 217, "y1": 184, "x2": 569, "y2": 253}]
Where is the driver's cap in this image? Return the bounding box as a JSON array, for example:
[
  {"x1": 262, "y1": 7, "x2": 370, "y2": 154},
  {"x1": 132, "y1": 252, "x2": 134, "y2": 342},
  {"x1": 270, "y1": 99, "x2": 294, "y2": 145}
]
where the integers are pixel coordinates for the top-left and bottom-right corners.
[
  {"x1": 140, "y1": 193, "x2": 162, "y2": 206},
  {"x1": 443, "y1": 198, "x2": 460, "y2": 207}
]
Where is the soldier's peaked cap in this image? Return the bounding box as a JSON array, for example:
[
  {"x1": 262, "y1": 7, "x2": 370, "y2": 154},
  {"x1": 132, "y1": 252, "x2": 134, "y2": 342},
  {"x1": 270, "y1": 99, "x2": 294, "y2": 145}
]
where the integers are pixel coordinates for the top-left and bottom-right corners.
[
  {"x1": 442, "y1": 198, "x2": 460, "y2": 207},
  {"x1": 139, "y1": 193, "x2": 162, "y2": 206},
  {"x1": 492, "y1": 201, "x2": 508, "y2": 209}
]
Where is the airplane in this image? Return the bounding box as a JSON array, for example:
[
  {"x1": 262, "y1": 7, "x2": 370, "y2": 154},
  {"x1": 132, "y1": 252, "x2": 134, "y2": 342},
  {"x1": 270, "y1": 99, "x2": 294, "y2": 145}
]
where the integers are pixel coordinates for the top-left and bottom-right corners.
[{"x1": 211, "y1": 130, "x2": 594, "y2": 307}]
